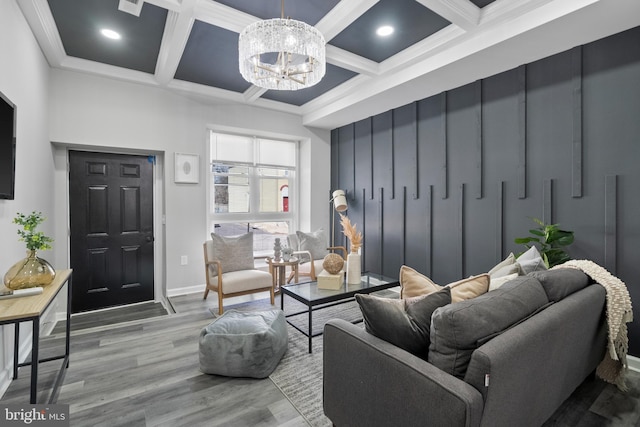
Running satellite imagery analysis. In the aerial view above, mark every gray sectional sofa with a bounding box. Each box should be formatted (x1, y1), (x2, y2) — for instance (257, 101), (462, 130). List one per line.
(323, 269), (608, 427)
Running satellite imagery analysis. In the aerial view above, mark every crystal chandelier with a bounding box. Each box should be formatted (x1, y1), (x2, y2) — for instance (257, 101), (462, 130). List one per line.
(238, 0), (326, 91)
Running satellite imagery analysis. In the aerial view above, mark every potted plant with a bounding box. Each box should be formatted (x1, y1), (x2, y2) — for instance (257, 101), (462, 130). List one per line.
(4, 211), (56, 289)
(514, 217), (574, 268)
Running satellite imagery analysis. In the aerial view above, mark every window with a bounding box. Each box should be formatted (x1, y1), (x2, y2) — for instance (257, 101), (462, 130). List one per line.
(208, 132), (297, 255)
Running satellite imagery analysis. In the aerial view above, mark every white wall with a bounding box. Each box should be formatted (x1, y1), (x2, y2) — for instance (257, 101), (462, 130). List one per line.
(0, 0), (56, 397)
(48, 69), (331, 296)
(0, 0), (330, 397)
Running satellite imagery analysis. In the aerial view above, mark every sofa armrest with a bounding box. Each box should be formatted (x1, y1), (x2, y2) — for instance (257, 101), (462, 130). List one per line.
(323, 319), (483, 427)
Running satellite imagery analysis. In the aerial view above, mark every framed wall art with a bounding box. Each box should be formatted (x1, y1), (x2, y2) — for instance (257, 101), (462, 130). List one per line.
(175, 153), (199, 184)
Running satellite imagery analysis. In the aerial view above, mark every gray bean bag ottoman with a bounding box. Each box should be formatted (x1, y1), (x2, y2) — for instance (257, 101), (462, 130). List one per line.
(199, 309), (288, 378)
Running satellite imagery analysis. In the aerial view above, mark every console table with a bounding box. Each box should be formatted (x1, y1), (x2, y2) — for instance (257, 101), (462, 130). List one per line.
(0, 269), (72, 403)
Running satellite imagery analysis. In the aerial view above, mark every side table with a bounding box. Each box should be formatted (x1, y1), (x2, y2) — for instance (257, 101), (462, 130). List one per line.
(268, 257), (299, 293)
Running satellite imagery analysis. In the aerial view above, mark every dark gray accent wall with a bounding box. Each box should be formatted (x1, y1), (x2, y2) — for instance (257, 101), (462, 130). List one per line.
(331, 26), (640, 356)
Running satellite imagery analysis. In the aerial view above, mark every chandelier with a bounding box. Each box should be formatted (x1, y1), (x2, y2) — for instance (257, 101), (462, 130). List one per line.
(238, 0), (326, 91)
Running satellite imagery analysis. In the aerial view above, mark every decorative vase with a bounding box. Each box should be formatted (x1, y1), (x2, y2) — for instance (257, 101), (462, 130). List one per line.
(346, 251), (361, 285)
(273, 238), (282, 262)
(4, 250), (56, 290)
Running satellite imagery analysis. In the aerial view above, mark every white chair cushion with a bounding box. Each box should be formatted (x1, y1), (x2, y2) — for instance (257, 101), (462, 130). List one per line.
(298, 259), (324, 276)
(212, 270), (272, 294)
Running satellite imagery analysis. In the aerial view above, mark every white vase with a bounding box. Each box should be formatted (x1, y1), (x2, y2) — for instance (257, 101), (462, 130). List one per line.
(346, 252), (361, 285)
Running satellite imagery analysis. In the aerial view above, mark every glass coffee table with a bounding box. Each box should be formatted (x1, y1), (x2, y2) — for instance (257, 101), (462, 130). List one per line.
(280, 273), (399, 353)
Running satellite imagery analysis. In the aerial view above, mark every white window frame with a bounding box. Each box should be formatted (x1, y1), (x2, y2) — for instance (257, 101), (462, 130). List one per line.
(206, 131), (299, 247)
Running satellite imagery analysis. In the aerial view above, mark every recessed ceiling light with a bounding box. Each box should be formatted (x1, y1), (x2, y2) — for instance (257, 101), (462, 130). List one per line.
(100, 29), (121, 40)
(376, 26), (394, 37)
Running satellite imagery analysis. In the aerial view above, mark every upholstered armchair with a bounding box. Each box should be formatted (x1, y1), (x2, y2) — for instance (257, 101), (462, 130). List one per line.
(287, 229), (347, 282)
(203, 232), (274, 315)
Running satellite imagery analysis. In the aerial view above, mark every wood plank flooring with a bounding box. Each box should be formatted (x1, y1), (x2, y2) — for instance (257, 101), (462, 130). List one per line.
(1, 297), (306, 426)
(2, 292), (640, 426)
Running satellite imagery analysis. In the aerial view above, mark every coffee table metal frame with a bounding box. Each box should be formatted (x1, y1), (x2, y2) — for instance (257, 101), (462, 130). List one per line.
(280, 273), (398, 353)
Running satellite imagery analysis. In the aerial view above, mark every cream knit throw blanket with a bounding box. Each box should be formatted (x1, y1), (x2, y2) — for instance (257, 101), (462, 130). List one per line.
(552, 260), (633, 390)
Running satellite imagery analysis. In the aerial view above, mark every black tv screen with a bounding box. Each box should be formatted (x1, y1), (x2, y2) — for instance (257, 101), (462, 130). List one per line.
(0, 90), (16, 200)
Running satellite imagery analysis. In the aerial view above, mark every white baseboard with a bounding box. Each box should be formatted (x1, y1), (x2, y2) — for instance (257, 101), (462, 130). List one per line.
(627, 355), (640, 372)
(167, 284), (204, 298)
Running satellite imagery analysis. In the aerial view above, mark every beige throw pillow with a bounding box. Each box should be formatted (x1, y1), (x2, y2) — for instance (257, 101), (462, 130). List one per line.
(400, 266), (489, 302)
(399, 265), (441, 298)
(446, 274), (490, 302)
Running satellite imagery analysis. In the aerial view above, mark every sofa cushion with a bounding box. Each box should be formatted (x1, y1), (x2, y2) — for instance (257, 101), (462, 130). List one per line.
(399, 265), (440, 298)
(528, 268), (591, 301)
(517, 246), (547, 274)
(429, 276), (549, 379)
(355, 287), (451, 360)
(208, 232), (255, 275)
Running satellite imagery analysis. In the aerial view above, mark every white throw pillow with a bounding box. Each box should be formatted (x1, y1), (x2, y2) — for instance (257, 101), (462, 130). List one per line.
(296, 229), (328, 261)
(517, 246), (548, 274)
(489, 273), (519, 291)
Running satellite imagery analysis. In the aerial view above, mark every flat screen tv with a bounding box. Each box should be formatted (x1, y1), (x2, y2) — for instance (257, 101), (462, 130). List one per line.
(0, 90), (16, 200)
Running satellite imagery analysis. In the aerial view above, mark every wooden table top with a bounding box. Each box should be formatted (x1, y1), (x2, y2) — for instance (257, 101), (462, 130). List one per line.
(267, 257), (299, 266)
(0, 269), (72, 322)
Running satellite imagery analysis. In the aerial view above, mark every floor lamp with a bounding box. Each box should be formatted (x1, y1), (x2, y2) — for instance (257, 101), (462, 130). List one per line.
(330, 190), (348, 247)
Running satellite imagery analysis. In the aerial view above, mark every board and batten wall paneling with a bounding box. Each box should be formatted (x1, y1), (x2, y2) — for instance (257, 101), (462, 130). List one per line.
(362, 190), (379, 274)
(330, 25), (640, 356)
(337, 124), (355, 202)
(393, 103), (418, 201)
(517, 65), (527, 199)
(354, 118), (373, 201)
(474, 81), (483, 199)
(372, 112), (394, 200)
(604, 175), (617, 274)
(440, 93), (448, 199)
(571, 46), (583, 198)
(497, 181), (505, 260)
(404, 185), (432, 276)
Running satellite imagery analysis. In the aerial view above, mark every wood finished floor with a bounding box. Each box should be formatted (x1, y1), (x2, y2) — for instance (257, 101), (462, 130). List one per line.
(1, 295), (306, 427)
(2, 291), (640, 426)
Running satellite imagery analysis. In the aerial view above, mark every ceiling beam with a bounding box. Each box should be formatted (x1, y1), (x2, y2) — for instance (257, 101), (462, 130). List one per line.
(415, 0), (481, 31)
(326, 45), (379, 76)
(315, 0), (379, 42)
(243, 85), (268, 103)
(155, 3), (195, 85)
(194, 0), (256, 34)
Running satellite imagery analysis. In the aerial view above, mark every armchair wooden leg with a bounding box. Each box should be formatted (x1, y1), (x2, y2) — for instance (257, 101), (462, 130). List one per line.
(287, 270), (295, 283)
(269, 287), (275, 306)
(203, 288), (209, 300)
(217, 290), (224, 315)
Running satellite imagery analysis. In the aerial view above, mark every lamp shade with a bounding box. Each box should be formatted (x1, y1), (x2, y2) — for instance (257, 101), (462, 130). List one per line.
(332, 190), (348, 212)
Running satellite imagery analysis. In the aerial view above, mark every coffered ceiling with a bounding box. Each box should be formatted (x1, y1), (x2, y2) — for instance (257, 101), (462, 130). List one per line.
(17, 0), (640, 129)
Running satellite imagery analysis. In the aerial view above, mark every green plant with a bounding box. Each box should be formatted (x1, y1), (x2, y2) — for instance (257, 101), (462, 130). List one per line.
(13, 211), (54, 251)
(514, 217), (574, 268)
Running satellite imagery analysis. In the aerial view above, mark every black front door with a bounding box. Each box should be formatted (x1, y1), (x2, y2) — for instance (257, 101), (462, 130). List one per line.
(69, 151), (154, 313)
